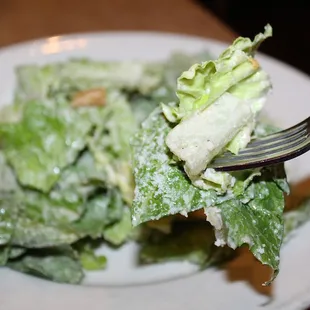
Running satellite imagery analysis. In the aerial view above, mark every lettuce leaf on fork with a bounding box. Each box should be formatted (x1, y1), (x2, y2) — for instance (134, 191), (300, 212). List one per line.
(131, 25), (290, 285)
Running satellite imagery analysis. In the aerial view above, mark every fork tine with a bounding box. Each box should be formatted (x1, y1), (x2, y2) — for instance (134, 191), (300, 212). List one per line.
(245, 118), (308, 148)
(215, 134), (307, 165)
(237, 130), (308, 157)
(212, 137), (310, 171)
(209, 117), (310, 171)
(240, 126), (307, 154)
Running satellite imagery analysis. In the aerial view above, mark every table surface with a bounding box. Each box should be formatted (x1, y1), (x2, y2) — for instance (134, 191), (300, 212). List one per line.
(0, 0), (235, 47)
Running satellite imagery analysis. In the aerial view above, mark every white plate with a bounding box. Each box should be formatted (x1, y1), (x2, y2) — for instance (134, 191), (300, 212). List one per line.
(1, 32), (310, 310)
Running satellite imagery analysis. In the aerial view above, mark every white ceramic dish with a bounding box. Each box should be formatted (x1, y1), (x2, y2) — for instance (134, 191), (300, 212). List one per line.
(1, 32), (310, 310)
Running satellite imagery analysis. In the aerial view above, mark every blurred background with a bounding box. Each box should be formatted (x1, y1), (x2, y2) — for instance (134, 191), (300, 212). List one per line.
(1, 0), (309, 74)
(199, 0), (310, 74)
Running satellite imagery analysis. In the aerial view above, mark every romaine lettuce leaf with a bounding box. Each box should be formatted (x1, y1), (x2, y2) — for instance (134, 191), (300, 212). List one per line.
(163, 25), (272, 178)
(131, 108), (216, 226)
(166, 93), (254, 178)
(0, 151), (18, 193)
(8, 246), (84, 284)
(206, 174), (286, 285)
(163, 25), (272, 122)
(103, 207), (132, 246)
(88, 91), (137, 204)
(73, 189), (124, 238)
(78, 244), (107, 271)
(0, 193), (19, 246)
(15, 59), (162, 104)
(13, 217), (79, 248)
(131, 107), (288, 284)
(0, 100), (93, 192)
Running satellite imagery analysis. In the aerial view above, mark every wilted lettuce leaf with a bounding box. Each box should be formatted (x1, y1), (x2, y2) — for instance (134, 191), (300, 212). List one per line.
(0, 193), (19, 246)
(131, 108), (216, 226)
(132, 107), (288, 284)
(0, 151), (18, 193)
(140, 221), (233, 266)
(15, 59), (162, 104)
(79, 251), (107, 271)
(13, 217), (79, 248)
(103, 207), (132, 246)
(73, 189), (124, 238)
(8, 246), (84, 284)
(88, 91), (137, 204)
(208, 175), (285, 285)
(163, 25), (272, 122)
(77, 242), (107, 271)
(0, 100), (93, 192)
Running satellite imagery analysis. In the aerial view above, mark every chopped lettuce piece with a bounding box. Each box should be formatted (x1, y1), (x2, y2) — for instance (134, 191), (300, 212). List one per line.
(0, 193), (19, 245)
(132, 106), (288, 284)
(12, 219), (79, 248)
(193, 168), (236, 193)
(0, 151), (18, 193)
(0, 100), (93, 192)
(8, 246), (84, 284)
(103, 208), (132, 246)
(131, 108), (216, 226)
(163, 26), (272, 181)
(163, 25), (272, 122)
(88, 91), (137, 204)
(166, 93), (254, 178)
(226, 120), (256, 154)
(73, 189), (124, 238)
(206, 172), (286, 285)
(79, 247), (107, 271)
(15, 59), (162, 104)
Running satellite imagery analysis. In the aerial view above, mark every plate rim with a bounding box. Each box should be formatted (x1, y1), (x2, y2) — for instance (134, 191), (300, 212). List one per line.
(0, 30), (309, 81)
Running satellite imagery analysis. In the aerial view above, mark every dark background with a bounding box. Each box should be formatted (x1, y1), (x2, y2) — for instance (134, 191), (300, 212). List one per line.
(198, 0), (310, 75)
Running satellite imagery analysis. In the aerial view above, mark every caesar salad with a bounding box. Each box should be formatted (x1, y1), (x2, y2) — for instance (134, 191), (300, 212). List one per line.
(0, 24), (309, 285)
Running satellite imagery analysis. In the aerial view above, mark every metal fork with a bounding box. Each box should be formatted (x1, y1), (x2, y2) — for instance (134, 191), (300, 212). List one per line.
(209, 117), (310, 171)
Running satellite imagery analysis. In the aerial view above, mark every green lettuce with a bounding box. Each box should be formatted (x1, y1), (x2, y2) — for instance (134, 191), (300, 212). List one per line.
(88, 91), (137, 204)
(131, 108), (216, 226)
(0, 100), (93, 192)
(164, 25), (272, 181)
(15, 59), (162, 104)
(103, 208), (132, 246)
(131, 107), (288, 284)
(73, 189), (124, 238)
(78, 243), (107, 271)
(163, 25), (272, 122)
(8, 246), (84, 284)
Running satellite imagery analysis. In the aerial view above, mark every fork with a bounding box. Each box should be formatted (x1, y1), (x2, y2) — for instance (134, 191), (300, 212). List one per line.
(209, 117), (310, 171)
